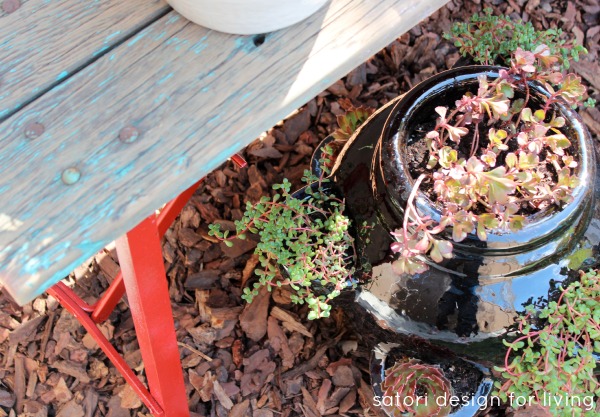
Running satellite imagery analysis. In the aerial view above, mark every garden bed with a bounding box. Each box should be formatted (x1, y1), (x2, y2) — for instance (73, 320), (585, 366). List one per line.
(0, 0), (598, 416)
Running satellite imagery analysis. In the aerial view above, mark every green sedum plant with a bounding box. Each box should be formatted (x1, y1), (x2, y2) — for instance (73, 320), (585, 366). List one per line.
(390, 45), (591, 275)
(208, 148), (356, 320)
(494, 269), (600, 416)
(379, 359), (452, 417)
(444, 8), (588, 71)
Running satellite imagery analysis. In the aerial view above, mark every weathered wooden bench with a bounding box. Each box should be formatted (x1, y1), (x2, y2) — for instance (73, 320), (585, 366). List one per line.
(0, 0), (448, 415)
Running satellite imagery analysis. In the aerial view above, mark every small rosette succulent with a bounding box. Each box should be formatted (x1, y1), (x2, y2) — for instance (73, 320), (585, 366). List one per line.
(332, 106), (375, 142)
(380, 359), (452, 417)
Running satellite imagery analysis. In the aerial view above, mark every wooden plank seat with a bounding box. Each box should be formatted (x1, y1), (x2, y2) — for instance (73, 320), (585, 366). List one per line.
(0, 0), (449, 415)
(0, 0), (448, 303)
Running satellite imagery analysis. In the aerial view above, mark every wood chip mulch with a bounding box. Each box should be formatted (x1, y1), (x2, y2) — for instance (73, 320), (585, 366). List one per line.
(1, 1), (598, 417)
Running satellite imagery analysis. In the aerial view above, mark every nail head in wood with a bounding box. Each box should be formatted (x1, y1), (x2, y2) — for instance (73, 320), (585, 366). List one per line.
(119, 126), (140, 143)
(2, 0), (20, 13)
(61, 167), (81, 185)
(24, 122), (45, 140)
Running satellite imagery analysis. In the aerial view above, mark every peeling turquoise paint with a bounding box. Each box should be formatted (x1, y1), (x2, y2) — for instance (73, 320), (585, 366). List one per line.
(20, 241), (70, 276)
(215, 142), (242, 163)
(207, 115), (220, 125)
(30, 249), (98, 297)
(239, 91), (253, 101)
(14, 142), (27, 154)
(87, 149), (109, 167)
(201, 87), (209, 93)
(56, 71), (69, 81)
(192, 36), (208, 54)
(63, 116), (75, 126)
(154, 93), (171, 104)
(19, 212), (33, 221)
(167, 14), (180, 24)
(165, 37), (190, 52)
(128, 33), (145, 46)
(93, 45), (109, 57)
(106, 30), (122, 41)
(167, 153), (188, 167)
(98, 77), (113, 88)
(234, 37), (254, 54)
(80, 195), (116, 231)
(115, 162), (135, 180)
(157, 73), (174, 85)
(76, 239), (102, 255)
(109, 54), (116, 61)
(53, 75), (77, 92)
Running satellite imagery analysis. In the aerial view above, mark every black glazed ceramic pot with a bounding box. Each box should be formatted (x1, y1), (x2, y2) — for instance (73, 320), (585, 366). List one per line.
(378, 65), (595, 278)
(320, 65), (600, 349)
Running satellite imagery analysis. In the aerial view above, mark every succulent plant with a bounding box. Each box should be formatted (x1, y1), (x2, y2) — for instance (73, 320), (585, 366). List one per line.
(391, 43), (592, 275)
(444, 8), (588, 70)
(332, 106), (375, 142)
(208, 149), (356, 320)
(380, 359), (452, 417)
(495, 269), (600, 416)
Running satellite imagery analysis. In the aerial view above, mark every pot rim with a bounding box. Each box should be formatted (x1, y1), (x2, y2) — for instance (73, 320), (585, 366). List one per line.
(380, 65), (595, 252)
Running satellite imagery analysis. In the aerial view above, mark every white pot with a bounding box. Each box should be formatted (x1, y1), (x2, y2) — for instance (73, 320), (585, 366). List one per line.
(167, 0), (330, 35)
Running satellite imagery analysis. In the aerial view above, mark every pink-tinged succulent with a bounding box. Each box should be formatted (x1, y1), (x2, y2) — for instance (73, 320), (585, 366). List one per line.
(379, 359), (452, 417)
(390, 42), (592, 275)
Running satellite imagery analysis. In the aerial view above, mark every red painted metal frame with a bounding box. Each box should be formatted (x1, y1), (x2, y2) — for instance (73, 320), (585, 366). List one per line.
(45, 180), (202, 417)
(47, 282), (165, 416)
(115, 215), (189, 417)
(48, 179), (203, 326)
(44, 152), (248, 417)
(89, 178), (204, 324)
(84, 153), (248, 324)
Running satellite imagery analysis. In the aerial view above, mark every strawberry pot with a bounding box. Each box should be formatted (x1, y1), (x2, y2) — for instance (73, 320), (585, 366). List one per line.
(308, 65), (600, 415)
(318, 65), (600, 343)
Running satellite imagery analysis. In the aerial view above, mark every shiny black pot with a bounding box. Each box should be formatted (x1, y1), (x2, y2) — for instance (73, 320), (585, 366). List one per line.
(320, 65), (600, 347)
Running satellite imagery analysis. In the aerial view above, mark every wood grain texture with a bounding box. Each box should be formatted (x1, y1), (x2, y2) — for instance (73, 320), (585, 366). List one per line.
(0, 0), (169, 120)
(0, 0), (449, 303)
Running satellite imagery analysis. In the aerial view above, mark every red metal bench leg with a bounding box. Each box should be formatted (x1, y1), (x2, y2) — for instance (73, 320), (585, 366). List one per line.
(116, 216), (189, 417)
(47, 283), (165, 417)
(46, 156), (247, 416)
(89, 179), (203, 324)
(89, 272), (125, 323)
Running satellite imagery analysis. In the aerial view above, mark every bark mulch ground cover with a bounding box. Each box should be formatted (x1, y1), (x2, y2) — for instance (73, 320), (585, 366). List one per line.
(1, 1), (598, 416)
